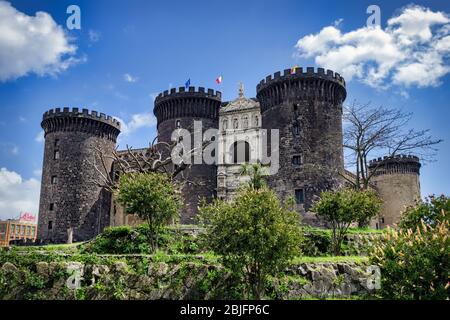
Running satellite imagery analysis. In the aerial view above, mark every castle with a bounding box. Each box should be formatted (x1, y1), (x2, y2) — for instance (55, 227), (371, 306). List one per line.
(37, 67), (421, 243)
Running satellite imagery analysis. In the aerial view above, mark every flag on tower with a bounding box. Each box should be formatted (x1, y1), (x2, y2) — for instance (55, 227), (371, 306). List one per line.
(216, 75), (222, 84)
(185, 78), (191, 89)
(291, 65), (299, 74)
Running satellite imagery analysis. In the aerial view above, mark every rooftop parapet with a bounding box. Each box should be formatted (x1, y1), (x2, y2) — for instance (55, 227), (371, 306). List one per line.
(368, 154), (420, 167)
(368, 154), (421, 176)
(42, 107), (121, 130)
(256, 67), (346, 93)
(155, 86), (222, 104)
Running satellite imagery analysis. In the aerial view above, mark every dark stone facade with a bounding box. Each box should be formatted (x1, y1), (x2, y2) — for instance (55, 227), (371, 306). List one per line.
(154, 87), (221, 223)
(256, 67), (347, 225)
(37, 108), (120, 243)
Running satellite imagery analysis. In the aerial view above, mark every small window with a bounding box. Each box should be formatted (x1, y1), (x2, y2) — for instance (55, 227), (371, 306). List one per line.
(175, 120), (181, 128)
(293, 103), (299, 111)
(380, 217), (385, 224)
(49, 203), (54, 211)
(48, 221), (53, 230)
(54, 139), (60, 147)
(292, 155), (302, 165)
(293, 124), (300, 136)
(54, 150), (60, 160)
(295, 189), (305, 204)
(51, 176), (58, 184)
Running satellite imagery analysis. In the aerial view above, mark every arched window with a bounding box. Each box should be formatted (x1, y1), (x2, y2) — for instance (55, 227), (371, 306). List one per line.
(231, 141), (250, 164)
(233, 118), (239, 129)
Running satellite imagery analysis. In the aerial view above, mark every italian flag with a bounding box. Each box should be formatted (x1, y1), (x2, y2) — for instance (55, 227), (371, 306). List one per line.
(216, 75), (222, 84)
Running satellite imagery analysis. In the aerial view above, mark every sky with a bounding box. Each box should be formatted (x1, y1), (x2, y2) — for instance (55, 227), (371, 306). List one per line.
(0, 0), (449, 220)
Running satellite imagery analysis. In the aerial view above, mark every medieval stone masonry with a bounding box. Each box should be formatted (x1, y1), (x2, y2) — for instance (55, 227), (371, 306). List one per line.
(37, 68), (421, 243)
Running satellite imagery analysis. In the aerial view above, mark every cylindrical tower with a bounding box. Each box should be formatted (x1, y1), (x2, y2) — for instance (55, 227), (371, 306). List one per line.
(38, 107), (121, 243)
(256, 67), (346, 225)
(368, 155), (421, 228)
(154, 86), (221, 223)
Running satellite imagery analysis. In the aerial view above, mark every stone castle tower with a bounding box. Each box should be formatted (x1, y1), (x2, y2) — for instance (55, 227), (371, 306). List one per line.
(368, 155), (421, 228)
(37, 108), (120, 243)
(256, 67), (346, 225)
(153, 87), (221, 223)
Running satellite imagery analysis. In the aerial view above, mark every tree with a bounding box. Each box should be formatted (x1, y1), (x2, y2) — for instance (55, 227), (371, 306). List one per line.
(116, 172), (182, 251)
(199, 187), (302, 299)
(239, 163), (268, 190)
(342, 101), (442, 190)
(399, 194), (450, 230)
(311, 189), (381, 255)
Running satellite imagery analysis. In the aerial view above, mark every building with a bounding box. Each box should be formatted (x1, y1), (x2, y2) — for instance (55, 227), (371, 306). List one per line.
(37, 66), (422, 243)
(217, 83), (262, 200)
(0, 217), (37, 247)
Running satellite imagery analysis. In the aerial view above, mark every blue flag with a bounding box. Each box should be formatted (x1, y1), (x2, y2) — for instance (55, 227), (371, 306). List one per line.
(185, 78), (191, 89)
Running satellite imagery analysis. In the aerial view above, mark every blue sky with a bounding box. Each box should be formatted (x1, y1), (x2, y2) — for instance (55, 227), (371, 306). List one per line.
(0, 0), (449, 219)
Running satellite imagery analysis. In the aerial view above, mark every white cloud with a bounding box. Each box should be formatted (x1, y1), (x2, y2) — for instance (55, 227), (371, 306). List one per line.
(114, 113), (156, 136)
(0, 1), (80, 81)
(124, 73), (138, 83)
(35, 131), (45, 143)
(294, 5), (450, 89)
(0, 168), (40, 220)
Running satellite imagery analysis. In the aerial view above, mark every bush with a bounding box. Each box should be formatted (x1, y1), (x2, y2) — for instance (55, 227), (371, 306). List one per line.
(370, 214), (450, 300)
(199, 186), (302, 299)
(399, 194), (450, 230)
(81, 225), (206, 255)
(312, 189), (381, 255)
(117, 172), (182, 251)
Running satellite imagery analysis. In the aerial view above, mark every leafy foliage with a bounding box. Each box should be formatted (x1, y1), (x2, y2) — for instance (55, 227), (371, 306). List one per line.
(199, 186), (302, 299)
(399, 195), (450, 230)
(370, 214), (450, 300)
(82, 224), (205, 255)
(117, 172), (182, 251)
(312, 189), (381, 255)
(239, 163), (268, 190)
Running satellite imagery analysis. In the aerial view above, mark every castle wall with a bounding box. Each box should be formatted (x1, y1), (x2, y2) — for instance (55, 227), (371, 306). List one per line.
(256, 68), (346, 225)
(38, 108), (120, 243)
(154, 87), (221, 224)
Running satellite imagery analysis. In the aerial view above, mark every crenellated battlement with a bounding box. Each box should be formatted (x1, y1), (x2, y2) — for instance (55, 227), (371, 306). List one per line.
(154, 86), (222, 126)
(369, 154), (421, 176)
(155, 86), (221, 103)
(256, 67), (347, 110)
(41, 108), (121, 142)
(256, 67), (346, 91)
(43, 107), (121, 129)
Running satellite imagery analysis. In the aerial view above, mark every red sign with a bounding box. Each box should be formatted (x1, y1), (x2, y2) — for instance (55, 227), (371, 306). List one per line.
(19, 212), (36, 222)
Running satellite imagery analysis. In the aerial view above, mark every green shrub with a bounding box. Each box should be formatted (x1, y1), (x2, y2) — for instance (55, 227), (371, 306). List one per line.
(370, 215), (450, 300)
(312, 189), (381, 255)
(199, 186), (302, 299)
(117, 172), (182, 251)
(399, 194), (450, 230)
